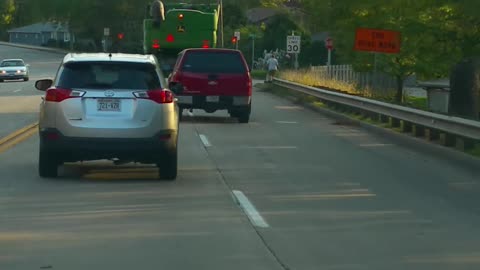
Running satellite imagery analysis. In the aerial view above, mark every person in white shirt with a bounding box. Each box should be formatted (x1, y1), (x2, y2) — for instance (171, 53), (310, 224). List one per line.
(265, 55), (279, 83)
(150, 0), (165, 28)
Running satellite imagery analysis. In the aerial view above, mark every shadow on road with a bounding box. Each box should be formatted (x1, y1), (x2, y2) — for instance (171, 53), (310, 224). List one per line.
(181, 115), (239, 124)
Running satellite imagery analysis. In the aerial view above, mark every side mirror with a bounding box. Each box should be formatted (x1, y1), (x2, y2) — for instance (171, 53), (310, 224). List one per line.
(26, 64), (30, 67)
(35, 79), (53, 91)
(169, 82), (184, 94)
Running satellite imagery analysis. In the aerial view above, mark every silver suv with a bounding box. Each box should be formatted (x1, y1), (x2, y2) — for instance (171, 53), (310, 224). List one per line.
(35, 53), (181, 180)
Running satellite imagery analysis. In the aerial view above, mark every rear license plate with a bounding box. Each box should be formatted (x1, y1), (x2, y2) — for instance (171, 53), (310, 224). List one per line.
(206, 96), (219, 103)
(97, 99), (121, 111)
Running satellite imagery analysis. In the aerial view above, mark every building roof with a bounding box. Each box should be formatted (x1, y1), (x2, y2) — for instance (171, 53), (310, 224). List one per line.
(8, 22), (69, 34)
(246, 8), (279, 24)
(63, 53), (157, 65)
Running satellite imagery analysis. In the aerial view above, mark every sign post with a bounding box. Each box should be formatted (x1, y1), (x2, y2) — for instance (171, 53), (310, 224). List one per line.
(287, 32), (301, 69)
(103, 27), (110, 52)
(249, 34), (256, 71)
(325, 37), (333, 66)
(234, 31), (241, 50)
(354, 28), (401, 90)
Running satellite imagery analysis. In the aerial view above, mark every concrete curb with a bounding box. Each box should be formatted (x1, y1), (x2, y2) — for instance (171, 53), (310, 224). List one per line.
(0, 41), (70, 55)
(263, 86), (480, 173)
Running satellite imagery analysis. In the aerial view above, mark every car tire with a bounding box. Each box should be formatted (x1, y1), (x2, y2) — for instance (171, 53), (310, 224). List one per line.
(158, 146), (177, 181)
(238, 114), (250, 123)
(229, 111), (239, 118)
(24, 77), (29, 82)
(39, 149), (59, 178)
(237, 104), (251, 124)
(0, 79), (3, 83)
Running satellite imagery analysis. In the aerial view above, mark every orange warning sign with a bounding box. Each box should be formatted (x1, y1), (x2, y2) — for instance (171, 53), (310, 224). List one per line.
(354, 28), (401, 54)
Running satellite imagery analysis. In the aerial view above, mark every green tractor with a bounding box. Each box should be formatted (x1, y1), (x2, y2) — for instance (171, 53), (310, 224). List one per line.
(143, 2), (220, 73)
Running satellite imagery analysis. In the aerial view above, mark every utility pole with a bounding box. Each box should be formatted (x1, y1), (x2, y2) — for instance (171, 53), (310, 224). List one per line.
(219, 0), (224, 48)
(250, 34), (256, 71)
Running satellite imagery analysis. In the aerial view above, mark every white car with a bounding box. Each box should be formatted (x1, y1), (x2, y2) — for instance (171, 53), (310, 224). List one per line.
(35, 53), (181, 180)
(0, 59), (29, 82)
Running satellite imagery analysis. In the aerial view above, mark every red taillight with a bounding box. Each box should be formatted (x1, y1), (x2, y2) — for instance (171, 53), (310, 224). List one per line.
(152, 39), (160, 49)
(202, 40), (210, 48)
(134, 89), (173, 104)
(45, 88), (84, 102)
(166, 34), (175, 43)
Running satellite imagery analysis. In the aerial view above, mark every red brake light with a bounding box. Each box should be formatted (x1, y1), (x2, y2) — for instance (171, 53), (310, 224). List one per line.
(152, 39), (160, 49)
(45, 88), (84, 102)
(134, 89), (173, 104)
(202, 40), (210, 48)
(166, 34), (175, 43)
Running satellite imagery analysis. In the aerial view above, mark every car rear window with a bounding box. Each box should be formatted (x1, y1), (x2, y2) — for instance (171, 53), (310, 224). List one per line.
(57, 62), (162, 90)
(1, 60), (24, 67)
(181, 51), (247, 74)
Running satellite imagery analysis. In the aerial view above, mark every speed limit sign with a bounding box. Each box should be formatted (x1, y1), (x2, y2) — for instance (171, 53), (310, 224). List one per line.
(287, 35), (301, 53)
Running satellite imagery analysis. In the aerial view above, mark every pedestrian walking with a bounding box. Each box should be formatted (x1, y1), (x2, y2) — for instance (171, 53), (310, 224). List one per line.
(265, 55), (279, 83)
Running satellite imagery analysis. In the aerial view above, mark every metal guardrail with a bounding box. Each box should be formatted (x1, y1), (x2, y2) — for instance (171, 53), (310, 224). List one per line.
(273, 78), (480, 140)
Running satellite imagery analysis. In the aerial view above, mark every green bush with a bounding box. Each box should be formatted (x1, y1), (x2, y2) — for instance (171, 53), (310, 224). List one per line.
(251, 69), (267, 80)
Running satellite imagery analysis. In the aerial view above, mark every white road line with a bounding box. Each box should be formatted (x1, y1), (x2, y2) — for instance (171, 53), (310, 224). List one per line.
(245, 146), (297, 149)
(276, 121), (298, 124)
(359, 143), (393, 147)
(199, 134), (212, 147)
(232, 190), (269, 228)
(187, 110), (194, 117)
(13, 89), (22, 93)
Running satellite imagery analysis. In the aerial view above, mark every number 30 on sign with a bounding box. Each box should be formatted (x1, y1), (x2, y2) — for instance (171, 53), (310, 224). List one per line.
(287, 35), (301, 53)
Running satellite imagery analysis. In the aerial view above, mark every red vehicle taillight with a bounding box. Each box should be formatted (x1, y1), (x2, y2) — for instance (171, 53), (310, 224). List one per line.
(152, 39), (160, 49)
(45, 88), (85, 102)
(133, 89), (174, 104)
(202, 40), (210, 48)
(166, 34), (175, 43)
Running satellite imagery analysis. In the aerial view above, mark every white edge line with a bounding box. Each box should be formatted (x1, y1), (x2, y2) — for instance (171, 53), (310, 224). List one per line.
(187, 110), (194, 117)
(13, 89), (22, 93)
(245, 146), (297, 149)
(232, 190), (269, 228)
(199, 134), (212, 147)
(359, 143), (394, 147)
(275, 121), (298, 124)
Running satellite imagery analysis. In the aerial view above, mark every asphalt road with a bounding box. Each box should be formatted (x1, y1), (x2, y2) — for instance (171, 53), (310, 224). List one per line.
(2, 45), (480, 270)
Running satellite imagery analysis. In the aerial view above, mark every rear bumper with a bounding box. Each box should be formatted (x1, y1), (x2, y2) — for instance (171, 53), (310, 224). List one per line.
(0, 74), (27, 80)
(40, 128), (177, 163)
(176, 95), (251, 110)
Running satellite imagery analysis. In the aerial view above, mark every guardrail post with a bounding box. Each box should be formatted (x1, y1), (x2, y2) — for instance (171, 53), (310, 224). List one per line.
(413, 125), (425, 137)
(442, 134), (456, 147)
(379, 114), (389, 123)
(391, 118), (401, 128)
(402, 121), (413, 133)
(456, 138), (475, 151)
(427, 129), (440, 141)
